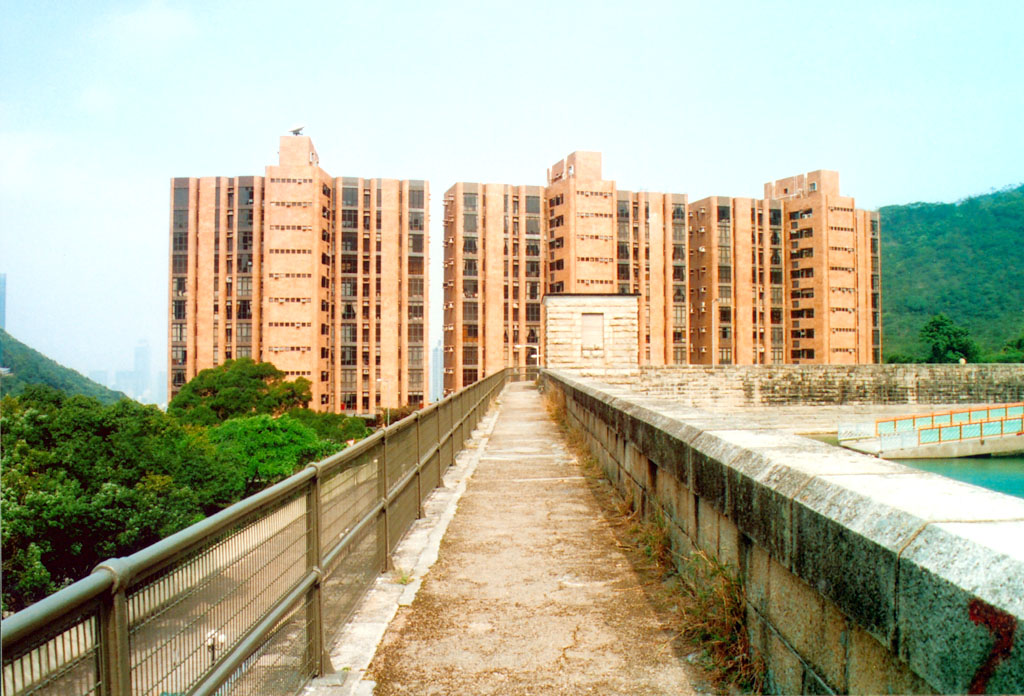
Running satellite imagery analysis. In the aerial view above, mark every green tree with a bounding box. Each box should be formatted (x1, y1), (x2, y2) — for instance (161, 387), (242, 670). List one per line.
(989, 332), (1024, 363)
(919, 313), (981, 363)
(285, 407), (371, 444)
(0, 392), (234, 611)
(168, 358), (312, 426)
(207, 415), (335, 494)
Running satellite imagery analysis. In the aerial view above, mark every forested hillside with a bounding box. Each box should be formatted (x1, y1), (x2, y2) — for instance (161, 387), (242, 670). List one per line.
(880, 184), (1024, 358)
(0, 328), (126, 403)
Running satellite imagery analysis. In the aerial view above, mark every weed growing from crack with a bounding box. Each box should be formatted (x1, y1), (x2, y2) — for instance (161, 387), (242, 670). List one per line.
(393, 568), (413, 586)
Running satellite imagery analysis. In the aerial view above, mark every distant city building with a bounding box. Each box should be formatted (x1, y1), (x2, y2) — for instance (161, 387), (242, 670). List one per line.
(443, 154), (880, 393)
(133, 341), (151, 400)
(430, 339), (443, 403)
(169, 135), (429, 414)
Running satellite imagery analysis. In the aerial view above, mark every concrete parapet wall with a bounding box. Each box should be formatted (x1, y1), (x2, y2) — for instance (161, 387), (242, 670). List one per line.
(619, 364), (1024, 409)
(540, 370), (1024, 694)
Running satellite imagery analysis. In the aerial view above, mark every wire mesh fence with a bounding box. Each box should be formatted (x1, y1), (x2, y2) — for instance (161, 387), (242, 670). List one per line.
(1, 368), (511, 696)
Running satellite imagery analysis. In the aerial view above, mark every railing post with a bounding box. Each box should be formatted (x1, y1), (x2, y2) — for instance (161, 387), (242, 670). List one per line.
(305, 474), (325, 676)
(438, 396), (445, 471)
(378, 430), (391, 572)
(97, 586), (130, 696)
(415, 414), (424, 518)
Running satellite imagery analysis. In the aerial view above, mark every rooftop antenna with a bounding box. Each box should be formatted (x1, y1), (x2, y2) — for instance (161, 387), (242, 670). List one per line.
(288, 124), (306, 136)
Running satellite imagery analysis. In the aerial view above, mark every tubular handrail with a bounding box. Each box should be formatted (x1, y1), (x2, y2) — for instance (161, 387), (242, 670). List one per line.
(1, 367), (524, 696)
(0, 571), (114, 649)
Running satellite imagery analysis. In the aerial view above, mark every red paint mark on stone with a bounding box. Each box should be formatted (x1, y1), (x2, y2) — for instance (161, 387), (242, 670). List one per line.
(968, 598), (1016, 694)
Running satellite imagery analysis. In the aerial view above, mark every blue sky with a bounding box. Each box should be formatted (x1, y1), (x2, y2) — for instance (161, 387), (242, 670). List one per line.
(1, 0), (1021, 400)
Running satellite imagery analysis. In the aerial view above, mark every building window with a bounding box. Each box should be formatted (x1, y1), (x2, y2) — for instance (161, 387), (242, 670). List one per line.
(409, 188), (425, 209)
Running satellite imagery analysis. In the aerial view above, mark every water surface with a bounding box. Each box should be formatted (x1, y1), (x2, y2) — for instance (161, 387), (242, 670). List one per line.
(891, 455), (1024, 500)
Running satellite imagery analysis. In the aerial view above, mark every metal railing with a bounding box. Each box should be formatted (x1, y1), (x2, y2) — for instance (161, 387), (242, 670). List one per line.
(875, 403), (1024, 436)
(918, 415), (1024, 446)
(2, 368), (521, 696)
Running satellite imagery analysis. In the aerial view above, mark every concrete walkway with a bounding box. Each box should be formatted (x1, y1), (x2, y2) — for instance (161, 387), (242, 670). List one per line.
(363, 382), (699, 695)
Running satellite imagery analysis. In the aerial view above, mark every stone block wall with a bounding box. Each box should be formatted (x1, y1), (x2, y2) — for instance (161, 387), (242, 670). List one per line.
(617, 364), (1024, 409)
(541, 370), (1024, 694)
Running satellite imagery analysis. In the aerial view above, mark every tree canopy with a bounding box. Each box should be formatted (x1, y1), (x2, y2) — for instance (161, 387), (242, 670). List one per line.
(1, 358), (373, 613)
(919, 314), (981, 363)
(208, 415), (334, 494)
(167, 358), (312, 425)
(1, 387), (241, 610)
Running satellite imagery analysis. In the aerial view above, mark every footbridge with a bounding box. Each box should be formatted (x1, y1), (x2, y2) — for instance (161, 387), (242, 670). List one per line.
(3, 367), (1023, 695)
(839, 403), (1024, 458)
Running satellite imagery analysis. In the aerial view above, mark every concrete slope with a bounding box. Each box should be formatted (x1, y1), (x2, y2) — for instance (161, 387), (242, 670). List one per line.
(366, 382), (700, 695)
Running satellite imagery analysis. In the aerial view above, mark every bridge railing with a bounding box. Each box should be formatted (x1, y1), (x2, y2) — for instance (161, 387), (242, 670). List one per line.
(918, 414), (1024, 445)
(875, 402), (1024, 436)
(1, 369), (512, 696)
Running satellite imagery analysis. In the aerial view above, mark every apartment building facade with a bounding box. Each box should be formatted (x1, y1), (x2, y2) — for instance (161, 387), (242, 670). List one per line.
(687, 172), (880, 366)
(168, 135), (428, 414)
(442, 153), (879, 393)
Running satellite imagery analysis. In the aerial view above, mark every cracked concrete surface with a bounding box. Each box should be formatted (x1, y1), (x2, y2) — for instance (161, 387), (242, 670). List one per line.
(363, 382), (701, 695)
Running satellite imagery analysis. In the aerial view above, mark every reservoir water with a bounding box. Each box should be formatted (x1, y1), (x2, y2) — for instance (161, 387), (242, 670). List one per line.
(891, 455), (1024, 500)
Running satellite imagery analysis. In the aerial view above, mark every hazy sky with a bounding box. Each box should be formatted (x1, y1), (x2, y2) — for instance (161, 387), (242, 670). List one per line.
(1, 0), (1021, 397)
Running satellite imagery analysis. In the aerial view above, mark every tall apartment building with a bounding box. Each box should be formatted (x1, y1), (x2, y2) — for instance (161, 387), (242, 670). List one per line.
(443, 153), (688, 393)
(443, 154), (879, 393)
(168, 134), (428, 414)
(687, 172), (880, 365)
(442, 182), (546, 394)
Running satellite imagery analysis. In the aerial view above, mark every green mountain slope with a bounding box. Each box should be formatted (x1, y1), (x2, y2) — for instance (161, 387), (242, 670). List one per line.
(880, 184), (1024, 358)
(0, 328), (127, 404)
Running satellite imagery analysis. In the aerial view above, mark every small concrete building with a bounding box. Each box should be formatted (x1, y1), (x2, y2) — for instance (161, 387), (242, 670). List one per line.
(542, 294), (639, 379)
